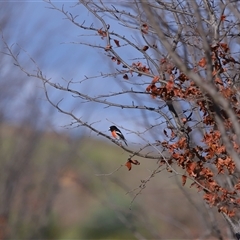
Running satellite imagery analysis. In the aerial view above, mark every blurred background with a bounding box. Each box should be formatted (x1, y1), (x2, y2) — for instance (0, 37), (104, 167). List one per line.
(0, 2), (227, 239)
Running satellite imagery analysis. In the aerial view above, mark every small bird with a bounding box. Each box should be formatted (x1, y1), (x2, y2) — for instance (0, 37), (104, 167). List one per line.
(109, 125), (128, 146)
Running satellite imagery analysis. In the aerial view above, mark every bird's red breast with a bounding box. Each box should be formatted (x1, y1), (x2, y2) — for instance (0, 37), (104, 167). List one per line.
(111, 130), (118, 139)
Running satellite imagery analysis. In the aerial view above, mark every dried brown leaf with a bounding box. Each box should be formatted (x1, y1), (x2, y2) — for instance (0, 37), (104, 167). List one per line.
(142, 46), (149, 51)
(182, 175), (187, 186)
(114, 39), (120, 47)
(198, 57), (206, 68)
(125, 161), (132, 171)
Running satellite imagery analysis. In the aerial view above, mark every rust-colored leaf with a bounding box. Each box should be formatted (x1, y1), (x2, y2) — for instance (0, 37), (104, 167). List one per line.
(172, 152), (180, 159)
(125, 159), (140, 171)
(150, 84), (157, 92)
(207, 179), (219, 191)
(166, 80), (174, 92)
(203, 192), (219, 206)
(178, 137), (187, 149)
(234, 181), (240, 191)
(114, 39), (120, 47)
(219, 206), (228, 214)
(142, 66), (150, 74)
(123, 74), (129, 80)
(221, 88), (233, 98)
(125, 161), (132, 171)
(198, 57), (206, 68)
(146, 85), (151, 92)
(178, 73), (189, 82)
(220, 15), (226, 21)
(186, 162), (197, 177)
(182, 175), (187, 186)
(142, 45), (149, 51)
(141, 23), (149, 34)
(228, 210), (236, 217)
(220, 43), (229, 52)
(200, 167), (213, 178)
(98, 28), (107, 38)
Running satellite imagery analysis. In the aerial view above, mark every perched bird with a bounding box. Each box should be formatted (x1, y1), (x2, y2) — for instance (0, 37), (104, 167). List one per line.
(109, 125), (128, 146)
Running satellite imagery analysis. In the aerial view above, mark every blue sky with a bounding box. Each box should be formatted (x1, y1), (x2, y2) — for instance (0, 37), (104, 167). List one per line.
(4, 1), (239, 147)
(2, 1), (166, 146)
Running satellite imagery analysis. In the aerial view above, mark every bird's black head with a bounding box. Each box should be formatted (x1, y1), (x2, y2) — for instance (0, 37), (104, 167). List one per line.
(109, 125), (117, 131)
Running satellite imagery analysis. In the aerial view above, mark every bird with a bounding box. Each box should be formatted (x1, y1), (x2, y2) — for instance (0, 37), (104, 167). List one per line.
(109, 125), (128, 146)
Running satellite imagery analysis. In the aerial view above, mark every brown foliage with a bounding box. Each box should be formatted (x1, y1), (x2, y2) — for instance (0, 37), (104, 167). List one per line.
(5, 1), (240, 237)
(125, 159), (140, 171)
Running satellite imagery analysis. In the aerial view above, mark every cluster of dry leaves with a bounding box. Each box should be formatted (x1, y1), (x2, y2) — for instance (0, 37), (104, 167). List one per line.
(150, 43), (240, 217)
(99, 26), (240, 216)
